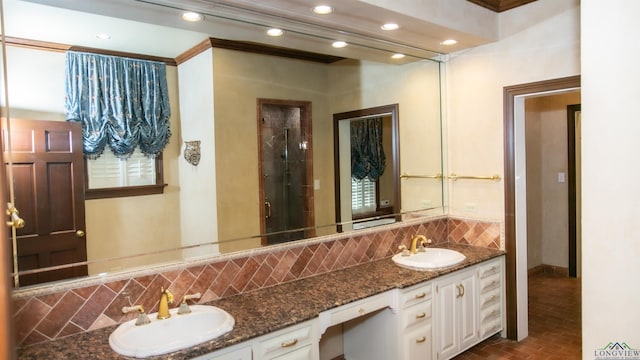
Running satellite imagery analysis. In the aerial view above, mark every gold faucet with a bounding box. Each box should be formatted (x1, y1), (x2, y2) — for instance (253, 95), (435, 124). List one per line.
(409, 235), (431, 254)
(157, 287), (174, 320)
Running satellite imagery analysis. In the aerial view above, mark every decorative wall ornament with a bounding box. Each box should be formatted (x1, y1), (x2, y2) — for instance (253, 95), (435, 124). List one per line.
(183, 140), (201, 166)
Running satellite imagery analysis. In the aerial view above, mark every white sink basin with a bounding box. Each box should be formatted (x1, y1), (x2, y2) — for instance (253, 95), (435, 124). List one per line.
(392, 248), (466, 270)
(109, 305), (234, 358)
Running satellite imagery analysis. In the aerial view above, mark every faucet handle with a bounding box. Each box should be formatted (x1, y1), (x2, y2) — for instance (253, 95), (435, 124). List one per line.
(122, 305), (151, 326)
(177, 292), (202, 315)
(417, 238), (433, 252)
(182, 292), (201, 303)
(398, 244), (410, 256)
(122, 305), (145, 314)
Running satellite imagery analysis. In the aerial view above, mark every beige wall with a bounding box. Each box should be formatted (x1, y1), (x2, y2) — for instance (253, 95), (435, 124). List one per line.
(212, 48), (333, 252)
(446, 0), (580, 222)
(525, 92), (580, 269)
(4, 46), (183, 274)
(582, 0), (640, 353)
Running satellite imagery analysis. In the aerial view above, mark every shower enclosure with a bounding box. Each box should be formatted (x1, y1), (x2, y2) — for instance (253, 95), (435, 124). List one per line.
(258, 99), (314, 245)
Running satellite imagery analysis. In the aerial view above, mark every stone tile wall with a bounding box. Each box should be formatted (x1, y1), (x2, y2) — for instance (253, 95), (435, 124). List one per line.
(12, 217), (500, 347)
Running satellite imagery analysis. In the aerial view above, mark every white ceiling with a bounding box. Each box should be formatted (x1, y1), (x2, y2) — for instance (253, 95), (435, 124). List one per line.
(6, 0), (500, 62)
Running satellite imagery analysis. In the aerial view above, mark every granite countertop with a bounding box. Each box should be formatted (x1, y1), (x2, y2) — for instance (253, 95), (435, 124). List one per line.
(16, 244), (504, 360)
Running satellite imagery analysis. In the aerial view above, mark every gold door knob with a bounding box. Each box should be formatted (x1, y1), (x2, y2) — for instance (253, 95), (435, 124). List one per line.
(76, 230), (85, 237)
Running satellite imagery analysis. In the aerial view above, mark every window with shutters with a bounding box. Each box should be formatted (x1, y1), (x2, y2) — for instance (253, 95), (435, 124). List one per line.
(85, 148), (165, 199)
(352, 177), (377, 216)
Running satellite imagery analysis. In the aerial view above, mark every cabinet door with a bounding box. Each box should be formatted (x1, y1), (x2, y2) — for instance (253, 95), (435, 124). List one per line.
(435, 277), (459, 360)
(435, 267), (479, 360)
(458, 272), (479, 352)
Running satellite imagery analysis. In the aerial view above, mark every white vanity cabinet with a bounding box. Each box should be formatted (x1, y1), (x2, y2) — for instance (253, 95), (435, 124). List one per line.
(194, 255), (504, 360)
(397, 282), (434, 360)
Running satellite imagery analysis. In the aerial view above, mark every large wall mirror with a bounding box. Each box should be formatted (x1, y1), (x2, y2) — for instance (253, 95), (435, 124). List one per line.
(2, 0), (445, 289)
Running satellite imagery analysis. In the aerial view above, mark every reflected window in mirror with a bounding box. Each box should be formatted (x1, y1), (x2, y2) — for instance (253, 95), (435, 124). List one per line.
(64, 51), (171, 199)
(351, 177), (377, 217)
(85, 150), (165, 199)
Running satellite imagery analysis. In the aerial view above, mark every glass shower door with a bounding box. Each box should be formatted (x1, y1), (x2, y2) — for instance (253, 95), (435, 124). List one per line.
(259, 102), (312, 244)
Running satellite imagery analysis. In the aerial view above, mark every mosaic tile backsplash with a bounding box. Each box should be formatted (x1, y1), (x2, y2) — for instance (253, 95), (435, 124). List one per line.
(12, 217), (500, 347)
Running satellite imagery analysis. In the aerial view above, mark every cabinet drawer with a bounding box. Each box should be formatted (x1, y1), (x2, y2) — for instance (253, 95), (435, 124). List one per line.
(401, 300), (432, 330)
(479, 316), (502, 339)
(399, 283), (432, 308)
(270, 344), (313, 360)
(478, 261), (501, 279)
(322, 291), (392, 327)
(401, 323), (432, 360)
(192, 344), (252, 360)
(479, 300), (501, 325)
(479, 288), (501, 311)
(256, 321), (314, 359)
(479, 272), (501, 295)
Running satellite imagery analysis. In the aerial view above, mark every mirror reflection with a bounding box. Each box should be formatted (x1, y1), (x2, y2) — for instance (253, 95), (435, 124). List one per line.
(334, 104), (400, 233)
(2, 0), (444, 288)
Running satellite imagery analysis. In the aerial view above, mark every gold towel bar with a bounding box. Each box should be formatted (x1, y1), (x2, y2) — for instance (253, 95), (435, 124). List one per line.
(400, 173), (501, 181)
(400, 173), (443, 179)
(448, 173), (501, 181)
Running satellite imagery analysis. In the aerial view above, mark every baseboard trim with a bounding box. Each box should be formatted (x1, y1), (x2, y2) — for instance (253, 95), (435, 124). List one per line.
(528, 264), (569, 277)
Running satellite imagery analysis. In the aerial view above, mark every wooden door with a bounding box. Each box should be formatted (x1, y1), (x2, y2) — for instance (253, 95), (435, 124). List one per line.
(3, 119), (87, 286)
(0, 125), (15, 360)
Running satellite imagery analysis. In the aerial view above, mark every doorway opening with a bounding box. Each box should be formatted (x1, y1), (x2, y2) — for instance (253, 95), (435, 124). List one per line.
(257, 99), (315, 245)
(503, 75), (581, 340)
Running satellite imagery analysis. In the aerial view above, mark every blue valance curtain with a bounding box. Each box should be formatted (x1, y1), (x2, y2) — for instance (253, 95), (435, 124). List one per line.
(351, 117), (386, 181)
(64, 51), (171, 159)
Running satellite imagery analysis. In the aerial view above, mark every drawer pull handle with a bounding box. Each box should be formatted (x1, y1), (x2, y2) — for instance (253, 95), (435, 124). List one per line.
(483, 310), (500, 322)
(482, 295), (499, 307)
(415, 292), (426, 299)
(416, 336), (427, 343)
(481, 266), (499, 278)
(416, 312), (427, 319)
(483, 281), (499, 291)
(281, 338), (298, 348)
(358, 308), (366, 315)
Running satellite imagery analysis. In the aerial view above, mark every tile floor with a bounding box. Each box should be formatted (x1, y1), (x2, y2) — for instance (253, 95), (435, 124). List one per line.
(455, 271), (582, 359)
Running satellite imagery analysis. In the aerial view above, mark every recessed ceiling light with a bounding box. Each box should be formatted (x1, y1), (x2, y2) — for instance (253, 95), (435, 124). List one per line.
(313, 5), (334, 15)
(381, 23), (399, 31)
(332, 41), (348, 48)
(267, 28), (285, 37)
(96, 33), (111, 40)
(441, 39), (458, 46)
(182, 11), (203, 22)
(391, 53), (405, 59)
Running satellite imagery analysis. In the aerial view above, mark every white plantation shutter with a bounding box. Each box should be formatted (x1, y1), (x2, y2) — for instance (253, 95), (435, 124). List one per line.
(352, 177), (376, 215)
(87, 148), (156, 189)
